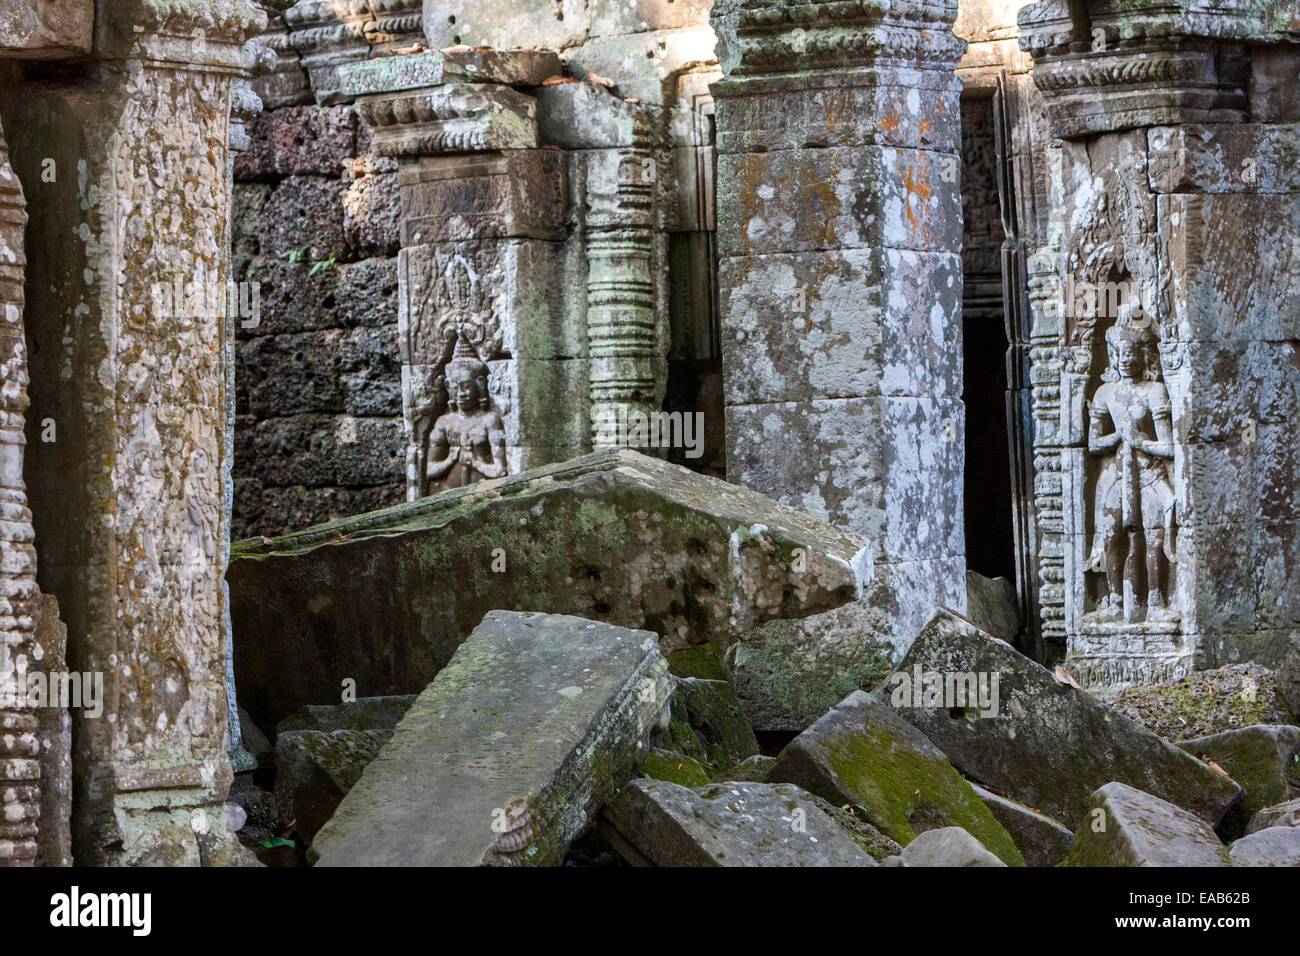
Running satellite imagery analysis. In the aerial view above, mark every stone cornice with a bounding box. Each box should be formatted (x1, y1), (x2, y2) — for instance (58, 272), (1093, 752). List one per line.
(353, 84), (539, 157)
(96, 0), (269, 69)
(714, 0), (966, 76)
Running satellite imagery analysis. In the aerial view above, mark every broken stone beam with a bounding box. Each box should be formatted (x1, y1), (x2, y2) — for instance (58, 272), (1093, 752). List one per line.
(230, 449), (871, 731)
(601, 779), (879, 867)
(308, 610), (671, 866)
(882, 610), (1244, 829)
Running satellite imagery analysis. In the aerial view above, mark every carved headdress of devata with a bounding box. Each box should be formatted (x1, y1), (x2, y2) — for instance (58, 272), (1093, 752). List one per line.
(443, 333), (492, 412)
(1102, 304), (1162, 383)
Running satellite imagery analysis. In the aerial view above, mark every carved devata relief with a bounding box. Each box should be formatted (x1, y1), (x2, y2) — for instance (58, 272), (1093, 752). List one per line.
(404, 249), (508, 498)
(1084, 305), (1178, 626)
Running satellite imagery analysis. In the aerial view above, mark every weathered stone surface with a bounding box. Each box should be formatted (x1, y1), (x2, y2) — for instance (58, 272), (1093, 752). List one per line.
(232, 481), (405, 541)
(602, 779), (879, 867)
(1177, 725), (1300, 824)
(567, 27), (719, 106)
(1228, 826), (1300, 866)
(0, 0), (93, 59)
(971, 783), (1073, 867)
(343, 170), (402, 258)
(1065, 783), (1231, 867)
(422, 0), (590, 51)
(356, 84), (539, 158)
(277, 696), (416, 735)
(33, 593), (71, 867)
(966, 571), (1020, 645)
(234, 105), (357, 180)
(274, 729), (391, 843)
(730, 600), (904, 733)
(803, 793), (904, 862)
(1100, 663), (1297, 741)
(640, 748), (711, 787)
(397, 152), (566, 244)
(767, 690), (1024, 865)
(309, 610), (671, 866)
(259, 175), (348, 263)
(714, 754), (776, 783)
(657, 677), (759, 776)
(1247, 797), (1300, 834)
(537, 82), (644, 149)
(340, 50), (564, 96)
(885, 610), (1244, 829)
(231, 450), (870, 730)
(901, 826), (1007, 867)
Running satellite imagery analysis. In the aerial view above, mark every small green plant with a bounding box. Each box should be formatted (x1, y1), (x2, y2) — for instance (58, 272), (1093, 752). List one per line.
(309, 253), (337, 277)
(279, 247), (306, 263)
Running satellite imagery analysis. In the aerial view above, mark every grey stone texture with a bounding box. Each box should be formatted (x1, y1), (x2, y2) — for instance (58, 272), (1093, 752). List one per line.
(602, 779), (879, 867)
(971, 783), (1074, 867)
(1065, 782), (1232, 867)
(901, 826), (1007, 867)
(1177, 725), (1300, 825)
(883, 610), (1244, 829)
(1229, 826), (1300, 866)
(766, 690), (1025, 865)
(309, 610), (671, 866)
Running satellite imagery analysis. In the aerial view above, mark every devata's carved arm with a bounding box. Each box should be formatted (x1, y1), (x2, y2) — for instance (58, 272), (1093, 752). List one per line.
(426, 422), (458, 479)
(475, 415), (508, 480)
(1087, 398), (1122, 455)
(1141, 395), (1175, 459)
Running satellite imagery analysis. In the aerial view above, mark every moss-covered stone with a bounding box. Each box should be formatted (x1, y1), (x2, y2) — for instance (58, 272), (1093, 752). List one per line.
(1100, 663), (1297, 742)
(767, 690), (1025, 865)
(713, 753), (776, 783)
(1177, 724), (1300, 828)
(1065, 783), (1231, 867)
(656, 677), (760, 777)
(640, 748), (711, 787)
(667, 643), (732, 682)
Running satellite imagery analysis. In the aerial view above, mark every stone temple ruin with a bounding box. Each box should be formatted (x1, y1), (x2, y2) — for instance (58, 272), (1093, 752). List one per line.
(0, 0), (1299, 869)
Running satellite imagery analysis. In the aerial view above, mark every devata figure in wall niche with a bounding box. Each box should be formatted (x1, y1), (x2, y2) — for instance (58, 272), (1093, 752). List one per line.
(1085, 307), (1178, 625)
(422, 337), (508, 493)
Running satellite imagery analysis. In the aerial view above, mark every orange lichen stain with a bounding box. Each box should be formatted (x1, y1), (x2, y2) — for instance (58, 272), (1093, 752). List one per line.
(900, 162), (932, 238)
(879, 108), (902, 140)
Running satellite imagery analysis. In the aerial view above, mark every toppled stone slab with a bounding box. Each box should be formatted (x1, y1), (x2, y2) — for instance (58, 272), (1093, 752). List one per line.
(884, 610), (1244, 829)
(310, 611), (670, 866)
(601, 779), (878, 867)
(275, 730), (391, 844)
(657, 677), (759, 776)
(231, 450), (868, 730)
(971, 784), (1074, 867)
(1229, 826), (1300, 866)
(1177, 725), (1300, 824)
(277, 696), (417, 735)
(965, 571), (1020, 645)
(901, 827), (1007, 867)
(1099, 662), (1296, 741)
(1065, 783), (1231, 867)
(766, 690), (1024, 865)
(804, 793), (903, 862)
(1247, 797), (1300, 834)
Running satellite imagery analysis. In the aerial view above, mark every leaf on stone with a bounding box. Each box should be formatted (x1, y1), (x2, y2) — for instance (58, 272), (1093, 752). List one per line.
(1207, 760), (1231, 778)
(587, 71), (616, 88)
(542, 75), (578, 85)
(1053, 666), (1080, 688)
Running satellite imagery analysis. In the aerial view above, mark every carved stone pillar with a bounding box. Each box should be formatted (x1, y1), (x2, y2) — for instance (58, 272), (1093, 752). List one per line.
(344, 51), (586, 500)
(0, 116), (38, 867)
(711, 0), (969, 644)
(1021, 0), (1300, 686)
(2, 0), (267, 864)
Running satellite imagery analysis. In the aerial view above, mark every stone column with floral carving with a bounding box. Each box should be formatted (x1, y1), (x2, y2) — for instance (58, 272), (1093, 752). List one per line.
(2, 0), (267, 864)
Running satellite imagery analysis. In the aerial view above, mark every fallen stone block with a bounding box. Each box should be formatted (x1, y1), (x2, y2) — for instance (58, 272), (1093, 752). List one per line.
(766, 690), (1024, 865)
(1247, 796), (1300, 834)
(729, 600), (900, 732)
(601, 779), (878, 866)
(309, 610), (671, 866)
(804, 794), (902, 862)
(1100, 662), (1296, 741)
(274, 730), (391, 844)
(657, 677), (759, 776)
(883, 610), (1244, 829)
(1065, 782), (1231, 867)
(971, 784), (1073, 867)
(901, 827), (1006, 867)
(965, 571), (1019, 645)
(277, 696), (417, 735)
(1229, 826), (1300, 866)
(231, 449), (869, 731)
(1178, 725), (1300, 825)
